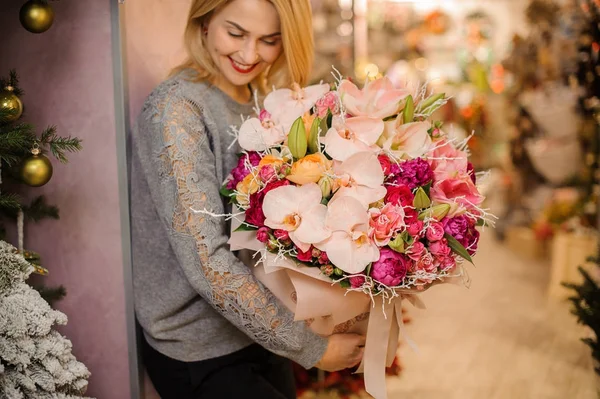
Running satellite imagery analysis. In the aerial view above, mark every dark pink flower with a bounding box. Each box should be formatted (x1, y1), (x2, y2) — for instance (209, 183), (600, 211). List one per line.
(297, 246), (314, 262)
(274, 229), (289, 241)
(245, 179), (290, 227)
(318, 252), (329, 265)
(228, 152), (261, 189)
(349, 275), (366, 288)
(385, 184), (414, 207)
(370, 248), (409, 287)
(391, 158), (433, 190)
(256, 227), (270, 243)
(378, 154), (392, 175)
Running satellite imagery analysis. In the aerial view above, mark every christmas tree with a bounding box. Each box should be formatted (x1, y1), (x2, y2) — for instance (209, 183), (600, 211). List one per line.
(0, 70), (81, 304)
(563, 257), (600, 374)
(0, 70), (91, 397)
(0, 240), (92, 398)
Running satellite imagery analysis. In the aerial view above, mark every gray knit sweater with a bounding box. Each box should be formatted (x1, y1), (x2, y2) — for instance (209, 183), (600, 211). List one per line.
(130, 70), (328, 369)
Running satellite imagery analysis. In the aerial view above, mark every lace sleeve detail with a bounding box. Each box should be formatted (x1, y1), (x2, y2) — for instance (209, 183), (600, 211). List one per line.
(139, 89), (327, 368)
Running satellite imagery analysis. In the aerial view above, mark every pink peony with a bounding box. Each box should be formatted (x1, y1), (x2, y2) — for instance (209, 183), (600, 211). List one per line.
(368, 204), (406, 246)
(349, 275), (366, 288)
(256, 227), (270, 243)
(370, 248), (409, 286)
(430, 177), (484, 217)
(406, 241), (426, 261)
(315, 91), (340, 118)
(426, 222), (445, 242)
(442, 215), (480, 256)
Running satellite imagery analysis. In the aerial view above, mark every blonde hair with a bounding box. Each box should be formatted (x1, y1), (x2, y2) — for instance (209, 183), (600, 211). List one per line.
(172, 0), (314, 92)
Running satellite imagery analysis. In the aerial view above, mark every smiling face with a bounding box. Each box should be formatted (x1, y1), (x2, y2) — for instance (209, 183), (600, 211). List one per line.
(205, 0), (283, 100)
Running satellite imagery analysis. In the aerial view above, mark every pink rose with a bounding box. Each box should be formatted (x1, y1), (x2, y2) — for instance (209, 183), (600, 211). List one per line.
(318, 252), (329, 265)
(406, 241), (426, 261)
(349, 275), (366, 288)
(368, 204), (406, 246)
(370, 248), (409, 286)
(258, 165), (277, 183)
(430, 177), (484, 217)
(426, 222), (445, 241)
(416, 252), (436, 273)
(256, 227), (270, 243)
(440, 255), (456, 271)
(274, 229), (290, 241)
(297, 246), (314, 262)
(315, 91), (340, 118)
(428, 238), (451, 258)
(427, 139), (468, 180)
(407, 221), (424, 237)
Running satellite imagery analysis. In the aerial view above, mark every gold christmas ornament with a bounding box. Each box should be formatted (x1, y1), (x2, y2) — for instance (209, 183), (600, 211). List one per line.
(19, 0), (55, 34)
(0, 87), (23, 122)
(20, 145), (53, 187)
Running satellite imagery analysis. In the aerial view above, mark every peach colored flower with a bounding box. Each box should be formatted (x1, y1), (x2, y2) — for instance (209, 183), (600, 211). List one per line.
(264, 83), (331, 130)
(330, 151), (387, 209)
(368, 203), (406, 246)
(323, 116), (383, 161)
(338, 77), (411, 119)
(263, 183), (331, 252)
(286, 153), (333, 185)
(315, 195), (380, 274)
(427, 139), (468, 181)
(380, 120), (433, 159)
(235, 172), (260, 206)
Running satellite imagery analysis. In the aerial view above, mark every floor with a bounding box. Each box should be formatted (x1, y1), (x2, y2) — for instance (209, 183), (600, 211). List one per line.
(386, 233), (597, 399)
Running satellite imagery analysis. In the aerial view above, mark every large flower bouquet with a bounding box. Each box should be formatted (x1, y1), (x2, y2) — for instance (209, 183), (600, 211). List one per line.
(217, 73), (494, 399)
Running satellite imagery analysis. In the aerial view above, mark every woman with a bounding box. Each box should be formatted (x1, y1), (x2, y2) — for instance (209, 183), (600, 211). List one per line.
(130, 1), (365, 398)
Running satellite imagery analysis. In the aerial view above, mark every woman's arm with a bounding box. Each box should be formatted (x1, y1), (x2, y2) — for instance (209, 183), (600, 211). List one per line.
(134, 92), (327, 369)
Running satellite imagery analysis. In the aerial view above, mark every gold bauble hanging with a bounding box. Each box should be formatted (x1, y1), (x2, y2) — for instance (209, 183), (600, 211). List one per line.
(20, 147), (53, 187)
(0, 87), (23, 122)
(19, 0), (55, 34)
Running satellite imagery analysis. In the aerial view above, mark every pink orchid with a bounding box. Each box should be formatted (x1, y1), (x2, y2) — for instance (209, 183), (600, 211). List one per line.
(315, 196), (380, 274)
(338, 77), (411, 119)
(264, 83), (331, 130)
(330, 151), (387, 209)
(430, 176), (484, 217)
(368, 203), (406, 246)
(262, 183), (331, 253)
(380, 120), (433, 159)
(427, 139), (468, 180)
(238, 113), (286, 151)
(323, 116), (383, 161)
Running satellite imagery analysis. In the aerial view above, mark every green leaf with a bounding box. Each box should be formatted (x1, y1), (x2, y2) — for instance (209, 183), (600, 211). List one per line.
(326, 111), (333, 130)
(418, 93), (445, 113)
(233, 222), (258, 232)
(445, 233), (474, 264)
(365, 263), (372, 277)
(308, 117), (321, 154)
(402, 95), (414, 124)
(288, 117), (307, 159)
(476, 219), (486, 227)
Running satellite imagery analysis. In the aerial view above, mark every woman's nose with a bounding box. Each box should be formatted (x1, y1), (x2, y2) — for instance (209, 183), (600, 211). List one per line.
(240, 42), (259, 65)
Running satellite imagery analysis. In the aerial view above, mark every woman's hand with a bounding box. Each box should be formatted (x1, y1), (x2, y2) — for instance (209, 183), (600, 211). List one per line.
(314, 333), (366, 371)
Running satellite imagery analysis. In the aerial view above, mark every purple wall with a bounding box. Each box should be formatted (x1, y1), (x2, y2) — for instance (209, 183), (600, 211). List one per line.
(0, 2), (130, 398)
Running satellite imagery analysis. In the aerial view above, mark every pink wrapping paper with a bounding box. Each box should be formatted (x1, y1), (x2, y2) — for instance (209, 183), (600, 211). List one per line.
(229, 213), (424, 399)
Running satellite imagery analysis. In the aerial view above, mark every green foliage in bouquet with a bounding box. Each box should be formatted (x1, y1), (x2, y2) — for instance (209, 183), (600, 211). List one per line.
(563, 256), (600, 374)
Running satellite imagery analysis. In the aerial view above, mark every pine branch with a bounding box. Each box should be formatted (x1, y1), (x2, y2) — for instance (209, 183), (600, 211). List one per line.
(0, 69), (23, 96)
(23, 195), (59, 222)
(39, 125), (82, 163)
(0, 127), (36, 165)
(32, 284), (67, 306)
(0, 192), (22, 213)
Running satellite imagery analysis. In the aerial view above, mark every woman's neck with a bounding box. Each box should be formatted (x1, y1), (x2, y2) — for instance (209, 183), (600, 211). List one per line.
(211, 75), (251, 105)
